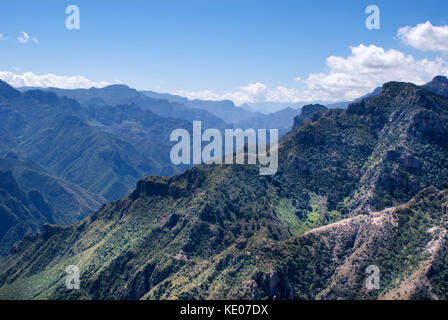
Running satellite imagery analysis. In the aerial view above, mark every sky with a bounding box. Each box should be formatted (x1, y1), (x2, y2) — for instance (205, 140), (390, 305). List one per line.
(1, 0), (448, 110)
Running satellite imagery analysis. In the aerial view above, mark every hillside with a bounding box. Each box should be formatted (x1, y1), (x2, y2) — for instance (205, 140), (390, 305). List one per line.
(0, 156), (105, 219)
(0, 170), (63, 259)
(0, 80), (193, 200)
(0, 80), (447, 299)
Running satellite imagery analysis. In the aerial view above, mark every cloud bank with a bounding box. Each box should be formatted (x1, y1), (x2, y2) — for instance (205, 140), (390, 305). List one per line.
(4, 21), (448, 106)
(300, 44), (448, 101)
(176, 83), (302, 106)
(0, 71), (110, 89)
(398, 21), (448, 52)
(177, 44), (448, 104)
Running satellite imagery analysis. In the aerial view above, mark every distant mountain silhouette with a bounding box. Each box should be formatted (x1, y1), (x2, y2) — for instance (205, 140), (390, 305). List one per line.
(142, 90), (299, 136)
(19, 85), (228, 130)
(20, 84), (302, 137)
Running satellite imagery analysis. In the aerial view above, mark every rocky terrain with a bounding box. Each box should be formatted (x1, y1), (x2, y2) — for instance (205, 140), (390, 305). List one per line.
(0, 79), (447, 299)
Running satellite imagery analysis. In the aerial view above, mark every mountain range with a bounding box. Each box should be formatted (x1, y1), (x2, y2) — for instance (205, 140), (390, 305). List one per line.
(0, 169), (74, 259)
(1, 81), (193, 200)
(1, 76), (447, 299)
(141, 90), (303, 137)
(0, 78), (318, 259)
(28, 86), (301, 137)
(0, 81), (194, 256)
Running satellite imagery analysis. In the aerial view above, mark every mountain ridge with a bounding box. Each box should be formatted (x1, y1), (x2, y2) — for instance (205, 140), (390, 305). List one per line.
(1, 79), (448, 299)
(0, 170), (64, 259)
(1, 80), (196, 200)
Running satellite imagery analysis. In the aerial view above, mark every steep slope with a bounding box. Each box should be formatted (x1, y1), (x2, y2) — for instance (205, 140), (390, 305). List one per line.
(0, 171), (63, 259)
(422, 75), (448, 97)
(247, 187), (448, 300)
(344, 82), (448, 214)
(1, 81), (448, 299)
(293, 104), (328, 128)
(0, 156), (105, 219)
(0, 80), (193, 200)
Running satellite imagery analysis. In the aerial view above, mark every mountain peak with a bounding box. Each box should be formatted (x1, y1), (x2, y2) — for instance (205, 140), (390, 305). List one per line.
(431, 75), (448, 82)
(301, 104), (327, 115)
(380, 81), (415, 94)
(378, 81), (425, 102)
(0, 79), (21, 99)
(293, 104), (327, 128)
(422, 75), (448, 97)
(101, 84), (134, 91)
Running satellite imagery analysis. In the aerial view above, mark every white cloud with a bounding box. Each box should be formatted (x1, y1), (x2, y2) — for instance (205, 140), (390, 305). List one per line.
(0, 34), (7, 40)
(0, 71), (110, 89)
(18, 31), (30, 44)
(398, 21), (448, 52)
(300, 44), (448, 101)
(176, 82), (302, 105)
(3, 43), (447, 108)
(176, 44), (448, 105)
(32, 37), (39, 44)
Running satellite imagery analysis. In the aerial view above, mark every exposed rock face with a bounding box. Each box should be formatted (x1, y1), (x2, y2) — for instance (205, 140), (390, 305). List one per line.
(2, 80), (448, 300)
(301, 104), (328, 119)
(130, 167), (205, 200)
(422, 75), (448, 97)
(408, 110), (448, 145)
(253, 271), (294, 300)
(253, 188), (448, 300)
(241, 279), (259, 299)
(164, 213), (180, 229)
(400, 154), (421, 170)
(293, 104), (327, 128)
(346, 100), (367, 115)
(131, 177), (170, 198)
(269, 272), (280, 292)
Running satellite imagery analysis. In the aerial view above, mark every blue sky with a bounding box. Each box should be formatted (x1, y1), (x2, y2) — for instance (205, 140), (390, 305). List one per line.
(1, 0), (448, 108)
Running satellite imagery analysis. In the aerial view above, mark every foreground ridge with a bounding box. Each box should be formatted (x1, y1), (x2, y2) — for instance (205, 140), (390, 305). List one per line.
(1, 80), (448, 300)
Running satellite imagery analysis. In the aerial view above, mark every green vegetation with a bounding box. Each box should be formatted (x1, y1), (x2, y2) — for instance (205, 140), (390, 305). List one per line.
(1, 80), (448, 300)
